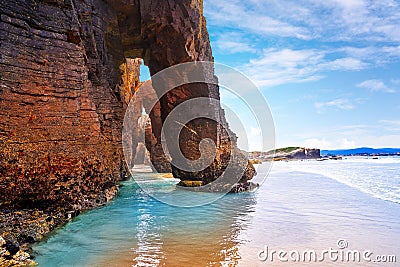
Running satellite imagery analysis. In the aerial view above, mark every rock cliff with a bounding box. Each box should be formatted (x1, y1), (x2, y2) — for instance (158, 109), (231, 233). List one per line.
(0, 0), (130, 211)
(0, 0), (258, 262)
(250, 147), (321, 161)
(0, 0), (255, 257)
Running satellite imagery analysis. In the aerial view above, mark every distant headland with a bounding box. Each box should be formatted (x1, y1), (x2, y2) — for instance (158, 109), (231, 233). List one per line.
(249, 147), (400, 163)
(321, 147), (400, 156)
(249, 147), (321, 162)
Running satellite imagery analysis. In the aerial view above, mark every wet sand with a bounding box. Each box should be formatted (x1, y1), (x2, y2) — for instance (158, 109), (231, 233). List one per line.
(34, 161), (400, 266)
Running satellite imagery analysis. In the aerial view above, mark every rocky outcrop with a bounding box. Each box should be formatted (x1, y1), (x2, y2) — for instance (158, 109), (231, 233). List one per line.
(0, 0), (129, 210)
(0, 0), (256, 263)
(116, 0), (255, 186)
(0, 209), (66, 266)
(0, 0), (255, 206)
(0, 0), (256, 197)
(138, 0), (256, 189)
(303, 148), (321, 159)
(250, 147), (321, 161)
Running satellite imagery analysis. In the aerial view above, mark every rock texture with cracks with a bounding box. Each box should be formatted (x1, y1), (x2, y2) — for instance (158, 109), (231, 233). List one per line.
(0, 0), (255, 262)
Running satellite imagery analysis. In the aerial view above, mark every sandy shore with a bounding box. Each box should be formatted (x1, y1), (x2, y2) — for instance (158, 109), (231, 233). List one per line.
(33, 161), (400, 266)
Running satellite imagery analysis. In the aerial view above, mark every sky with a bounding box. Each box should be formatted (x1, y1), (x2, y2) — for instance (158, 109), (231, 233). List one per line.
(139, 0), (400, 151)
(201, 0), (400, 151)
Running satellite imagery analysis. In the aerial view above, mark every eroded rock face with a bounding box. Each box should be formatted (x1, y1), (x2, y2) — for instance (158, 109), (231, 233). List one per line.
(0, 0), (130, 210)
(279, 148), (320, 160)
(0, 0), (255, 213)
(136, 0), (256, 189)
(252, 147), (321, 161)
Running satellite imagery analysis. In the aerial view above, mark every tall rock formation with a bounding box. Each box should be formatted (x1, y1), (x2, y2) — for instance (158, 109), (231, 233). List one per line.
(0, 0), (130, 210)
(0, 0), (255, 211)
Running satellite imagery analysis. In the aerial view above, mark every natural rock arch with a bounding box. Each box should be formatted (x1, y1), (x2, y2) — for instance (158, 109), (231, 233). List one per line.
(0, 0), (255, 209)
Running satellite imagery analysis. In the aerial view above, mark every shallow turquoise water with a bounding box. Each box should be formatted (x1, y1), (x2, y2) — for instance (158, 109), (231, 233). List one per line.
(33, 161), (400, 266)
(33, 173), (258, 266)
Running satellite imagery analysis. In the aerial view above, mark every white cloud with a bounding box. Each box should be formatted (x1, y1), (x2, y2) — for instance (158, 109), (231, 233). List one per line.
(204, 0), (310, 39)
(205, 1), (400, 89)
(247, 127), (263, 152)
(289, 123), (400, 149)
(213, 32), (256, 54)
(315, 98), (355, 111)
(303, 138), (333, 149)
(320, 57), (369, 70)
(276, 121), (400, 150)
(340, 138), (357, 149)
(357, 79), (396, 93)
(379, 120), (400, 132)
(391, 79), (400, 85)
(215, 40), (255, 54)
(241, 48), (368, 88)
(303, 137), (356, 150)
(338, 46), (400, 65)
(308, 0), (400, 42)
(371, 135), (400, 147)
(249, 48), (324, 68)
(205, 0), (400, 42)
(204, 0), (400, 150)
(381, 46), (400, 58)
(233, 124), (265, 152)
(334, 0), (365, 9)
(301, 135), (400, 150)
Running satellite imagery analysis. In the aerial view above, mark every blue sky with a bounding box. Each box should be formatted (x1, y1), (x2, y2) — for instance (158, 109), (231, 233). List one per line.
(202, 0), (400, 151)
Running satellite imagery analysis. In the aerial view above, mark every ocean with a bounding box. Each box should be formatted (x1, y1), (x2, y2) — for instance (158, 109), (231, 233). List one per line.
(33, 157), (400, 266)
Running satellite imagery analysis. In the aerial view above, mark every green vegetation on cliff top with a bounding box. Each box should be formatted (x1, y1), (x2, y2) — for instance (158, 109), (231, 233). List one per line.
(250, 147), (303, 154)
(270, 147), (302, 154)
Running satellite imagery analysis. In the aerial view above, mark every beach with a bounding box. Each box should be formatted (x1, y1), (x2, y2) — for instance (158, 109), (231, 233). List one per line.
(33, 157), (400, 266)
(2, 0), (399, 266)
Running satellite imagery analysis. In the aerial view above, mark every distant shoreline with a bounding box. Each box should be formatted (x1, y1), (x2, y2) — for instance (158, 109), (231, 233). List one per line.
(321, 147), (400, 156)
(251, 154), (400, 164)
(249, 146), (400, 162)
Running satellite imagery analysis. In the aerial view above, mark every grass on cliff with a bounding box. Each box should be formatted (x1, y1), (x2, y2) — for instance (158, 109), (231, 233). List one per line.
(269, 147), (302, 154)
